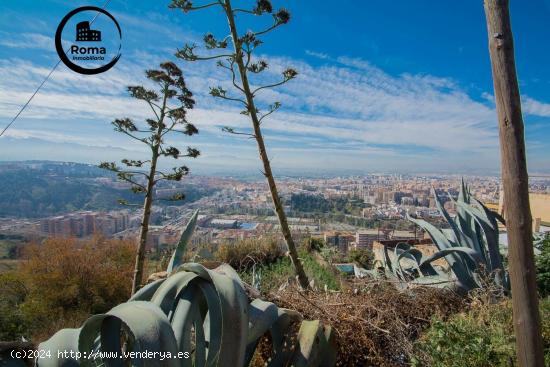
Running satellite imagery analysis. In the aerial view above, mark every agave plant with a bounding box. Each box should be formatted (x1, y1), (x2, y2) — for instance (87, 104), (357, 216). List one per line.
(382, 179), (508, 292)
(36, 212), (336, 367)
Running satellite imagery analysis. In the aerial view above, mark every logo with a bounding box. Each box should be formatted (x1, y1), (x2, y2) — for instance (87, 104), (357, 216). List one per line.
(55, 6), (122, 75)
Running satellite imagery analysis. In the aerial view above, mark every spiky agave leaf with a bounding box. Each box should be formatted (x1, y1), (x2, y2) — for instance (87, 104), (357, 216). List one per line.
(407, 214), (479, 291)
(167, 209), (199, 273)
(448, 192), (487, 264)
(455, 199), (508, 289)
(401, 180), (508, 292)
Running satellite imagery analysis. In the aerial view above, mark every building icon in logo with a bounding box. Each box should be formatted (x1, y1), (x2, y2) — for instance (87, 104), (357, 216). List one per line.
(76, 21), (101, 42)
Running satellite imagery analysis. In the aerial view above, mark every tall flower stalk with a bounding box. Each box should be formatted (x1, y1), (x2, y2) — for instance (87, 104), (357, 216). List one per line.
(169, 0), (309, 288)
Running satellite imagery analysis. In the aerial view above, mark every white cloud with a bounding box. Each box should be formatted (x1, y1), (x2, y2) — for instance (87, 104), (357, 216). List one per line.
(522, 96), (550, 117)
(305, 50), (329, 60)
(0, 32), (53, 51)
(1, 41), (548, 172)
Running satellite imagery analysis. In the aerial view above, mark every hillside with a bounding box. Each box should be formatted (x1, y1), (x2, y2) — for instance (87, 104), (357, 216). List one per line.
(0, 161), (213, 218)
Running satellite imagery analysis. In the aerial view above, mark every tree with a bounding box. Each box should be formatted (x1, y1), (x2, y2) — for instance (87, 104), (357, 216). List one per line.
(169, 0), (309, 288)
(100, 62), (200, 294)
(483, 1), (544, 365)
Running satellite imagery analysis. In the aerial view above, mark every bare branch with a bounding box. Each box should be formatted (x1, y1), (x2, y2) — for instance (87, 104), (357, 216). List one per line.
(252, 68), (297, 95)
(176, 43), (233, 61)
(222, 126), (255, 138)
(118, 175), (146, 190)
(233, 0), (274, 16)
(120, 170), (150, 178)
(157, 192), (186, 202)
(117, 199), (141, 206)
(216, 58), (245, 93)
(233, 8), (256, 14)
(114, 127), (150, 146)
(259, 102), (281, 124)
(209, 86), (247, 105)
(169, 0), (221, 12)
(153, 165), (189, 184)
(253, 23), (281, 37)
(146, 100), (160, 120)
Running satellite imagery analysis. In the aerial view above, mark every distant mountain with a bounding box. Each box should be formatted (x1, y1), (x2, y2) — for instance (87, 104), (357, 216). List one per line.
(0, 161), (214, 218)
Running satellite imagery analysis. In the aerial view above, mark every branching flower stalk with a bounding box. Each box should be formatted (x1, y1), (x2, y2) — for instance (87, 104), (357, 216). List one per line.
(100, 62), (199, 294)
(170, 0), (309, 288)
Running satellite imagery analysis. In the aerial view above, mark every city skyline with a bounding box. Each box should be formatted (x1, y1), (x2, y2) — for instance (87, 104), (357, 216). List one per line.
(1, 1), (550, 174)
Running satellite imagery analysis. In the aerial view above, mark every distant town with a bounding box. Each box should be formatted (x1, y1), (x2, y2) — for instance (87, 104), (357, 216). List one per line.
(1, 161), (549, 263)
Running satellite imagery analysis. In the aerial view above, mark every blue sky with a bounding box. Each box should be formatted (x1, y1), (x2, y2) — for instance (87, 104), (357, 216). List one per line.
(0, 0), (549, 175)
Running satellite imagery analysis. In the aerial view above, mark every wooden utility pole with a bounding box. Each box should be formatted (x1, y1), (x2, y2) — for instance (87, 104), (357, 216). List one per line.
(483, 1), (544, 366)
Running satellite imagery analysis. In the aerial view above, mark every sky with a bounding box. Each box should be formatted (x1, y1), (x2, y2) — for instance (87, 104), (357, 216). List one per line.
(0, 0), (549, 176)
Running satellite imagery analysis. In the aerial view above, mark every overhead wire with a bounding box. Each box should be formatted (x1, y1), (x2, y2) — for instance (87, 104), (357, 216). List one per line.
(0, 0), (113, 137)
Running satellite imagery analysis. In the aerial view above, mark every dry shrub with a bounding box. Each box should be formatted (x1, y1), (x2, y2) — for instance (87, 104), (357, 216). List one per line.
(215, 237), (285, 272)
(268, 281), (464, 367)
(9, 236), (135, 341)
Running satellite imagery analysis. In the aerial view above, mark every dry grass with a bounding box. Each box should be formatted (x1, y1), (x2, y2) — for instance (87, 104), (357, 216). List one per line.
(215, 237), (285, 272)
(267, 280), (465, 366)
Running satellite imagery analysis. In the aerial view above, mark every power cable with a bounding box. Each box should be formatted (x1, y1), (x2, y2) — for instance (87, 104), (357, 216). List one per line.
(0, 0), (113, 137)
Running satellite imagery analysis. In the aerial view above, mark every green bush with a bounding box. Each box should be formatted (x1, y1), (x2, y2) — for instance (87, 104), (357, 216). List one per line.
(536, 233), (550, 297)
(303, 237), (325, 252)
(348, 248), (374, 269)
(0, 272), (28, 341)
(413, 299), (550, 367)
(241, 249), (341, 293)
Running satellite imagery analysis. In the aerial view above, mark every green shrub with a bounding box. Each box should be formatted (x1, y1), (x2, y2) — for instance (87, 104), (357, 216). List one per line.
(303, 237), (324, 252)
(536, 233), (550, 297)
(300, 249), (341, 290)
(348, 248), (374, 269)
(413, 299), (550, 367)
(241, 249), (341, 293)
(0, 272), (28, 340)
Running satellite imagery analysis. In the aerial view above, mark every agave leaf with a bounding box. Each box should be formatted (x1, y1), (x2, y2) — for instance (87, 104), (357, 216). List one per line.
(458, 177), (470, 204)
(408, 214), (478, 290)
(37, 329), (81, 367)
(448, 193), (487, 263)
(244, 299), (280, 365)
(191, 280), (223, 365)
(410, 274), (454, 288)
(455, 200), (501, 272)
(78, 301), (179, 367)
(461, 199), (507, 289)
(432, 187), (474, 251)
(180, 263), (249, 367)
(394, 243), (423, 279)
(38, 261), (336, 367)
(420, 246), (484, 268)
(268, 309), (303, 366)
(396, 247), (438, 277)
(151, 271), (198, 314)
(406, 214), (460, 262)
(167, 210), (199, 273)
(384, 243), (406, 280)
(247, 299), (280, 344)
(129, 278), (167, 301)
(382, 242), (395, 273)
(393, 242), (411, 275)
(292, 320), (324, 367)
(170, 282), (207, 367)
